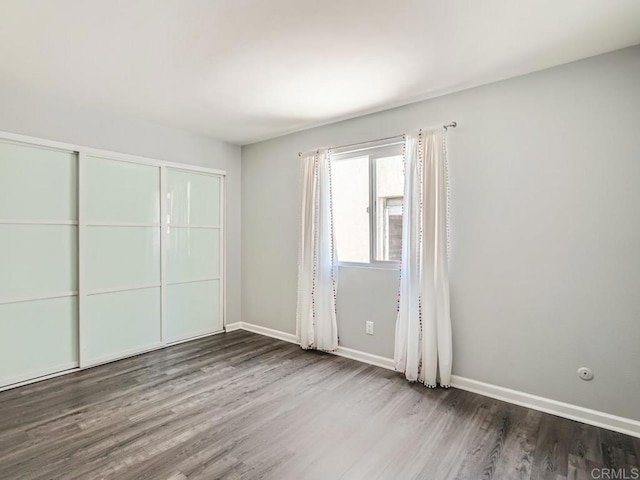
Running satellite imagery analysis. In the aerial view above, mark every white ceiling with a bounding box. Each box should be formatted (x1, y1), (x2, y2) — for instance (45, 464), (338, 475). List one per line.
(1, 1), (639, 145)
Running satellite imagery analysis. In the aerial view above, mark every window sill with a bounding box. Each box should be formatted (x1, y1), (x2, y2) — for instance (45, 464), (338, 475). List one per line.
(337, 262), (400, 271)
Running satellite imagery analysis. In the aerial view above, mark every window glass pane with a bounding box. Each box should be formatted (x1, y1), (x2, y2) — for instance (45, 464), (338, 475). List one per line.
(331, 156), (370, 263)
(375, 155), (404, 261)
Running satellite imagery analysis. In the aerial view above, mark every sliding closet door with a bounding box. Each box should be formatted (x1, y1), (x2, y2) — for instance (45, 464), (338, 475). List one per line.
(82, 156), (162, 366)
(166, 169), (223, 342)
(0, 141), (78, 386)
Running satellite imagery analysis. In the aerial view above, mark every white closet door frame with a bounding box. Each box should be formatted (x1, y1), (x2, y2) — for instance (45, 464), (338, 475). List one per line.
(164, 167), (225, 345)
(78, 151), (87, 368)
(81, 155), (163, 367)
(160, 165), (168, 344)
(0, 131), (226, 176)
(0, 130), (226, 387)
(0, 139), (80, 386)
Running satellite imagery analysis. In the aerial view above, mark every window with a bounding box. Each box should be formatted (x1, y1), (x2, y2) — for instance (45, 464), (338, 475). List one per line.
(331, 142), (404, 266)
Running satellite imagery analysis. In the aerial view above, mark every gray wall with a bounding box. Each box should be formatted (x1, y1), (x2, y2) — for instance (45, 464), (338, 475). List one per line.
(242, 46), (640, 420)
(0, 86), (242, 326)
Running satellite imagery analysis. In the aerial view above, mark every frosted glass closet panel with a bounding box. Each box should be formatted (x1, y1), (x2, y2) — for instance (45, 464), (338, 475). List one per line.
(86, 156), (160, 224)
(84, 288), (161, 365)
(0, 140), (78, 387)
(167, 280), (221, 341)
(83, 156), (162, 365)
(85, 226), (160, 291)
(0, 225), (77, 298)
(167, 228), (220, 282)
(166, 169), (222, 342)
(168, 171), (220, 226)
(0, 142), (77, 220)
(0, 297), (78, 385)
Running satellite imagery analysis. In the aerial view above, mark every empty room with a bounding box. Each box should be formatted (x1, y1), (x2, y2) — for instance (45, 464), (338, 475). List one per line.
(1, 1), (639, 479)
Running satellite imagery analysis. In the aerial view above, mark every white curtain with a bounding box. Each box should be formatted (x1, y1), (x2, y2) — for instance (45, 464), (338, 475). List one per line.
(394, 128), (453, 387)
(296, 149), (338, 351)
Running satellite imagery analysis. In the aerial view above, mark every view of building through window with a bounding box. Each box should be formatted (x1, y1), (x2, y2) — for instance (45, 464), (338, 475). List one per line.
(379, 196), (403, 261)
(331, 145), (404, 265)
(374, 155), (404, 262)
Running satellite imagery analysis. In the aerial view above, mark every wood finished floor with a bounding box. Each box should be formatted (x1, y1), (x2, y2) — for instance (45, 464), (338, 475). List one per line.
(0, 331), (638, 480)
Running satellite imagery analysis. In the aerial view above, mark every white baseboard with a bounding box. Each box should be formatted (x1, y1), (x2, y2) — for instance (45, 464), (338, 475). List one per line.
(334, 346), (395, 371)
(224, 322), (243, 332)
(231, 322), (640, 438)
(450, 376), (640, 438)
(226, 321), (298, 343)
(225, 323), (394, 370)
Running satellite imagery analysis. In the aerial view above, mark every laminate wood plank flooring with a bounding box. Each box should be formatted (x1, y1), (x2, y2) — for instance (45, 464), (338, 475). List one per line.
(0, 331), (637, 480)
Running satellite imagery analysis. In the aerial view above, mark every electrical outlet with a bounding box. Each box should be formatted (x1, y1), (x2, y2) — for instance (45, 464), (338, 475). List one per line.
(366, 321), (374, 335)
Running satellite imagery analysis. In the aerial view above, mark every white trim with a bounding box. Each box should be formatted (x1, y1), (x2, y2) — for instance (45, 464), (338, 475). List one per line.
(78, 151), (87, 367)
(232, 322), (640, 438)
(0, 362), (79, 391)
(334, 346), (395, 370)
(0, 219), (78, 225)
(0, 136), (76, 154)
(165, 328), (225, 345)
(450, 376), (640, 438)
(329, 139), (406, 158)
(84, 152), (164, 169)
(337, 262), (400, 271)
(0, 291), (78, 305)
(166, 277), (220, 286)
(165, 166), (225, 177)
(166, 224), (220, 229)
(240, 322), (298, 343)
(160, 165), (168, 344)
(81, 342), (164, 369)
(220, 174), (226, 330)
(85, 283), (161, 296)
(0, 130), (226, 176)
(86, 222), (161, 227)
(224, 322), (243, 332)
(224, 323), (394, 371)
(230, 322), (299, 344)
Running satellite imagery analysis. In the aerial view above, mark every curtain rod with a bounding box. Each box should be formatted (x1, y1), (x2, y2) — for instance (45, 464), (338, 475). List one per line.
(297, 122), (457, 157)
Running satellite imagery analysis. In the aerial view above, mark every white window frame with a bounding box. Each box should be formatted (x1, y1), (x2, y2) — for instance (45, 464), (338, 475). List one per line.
(330, 142), (404, 270)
